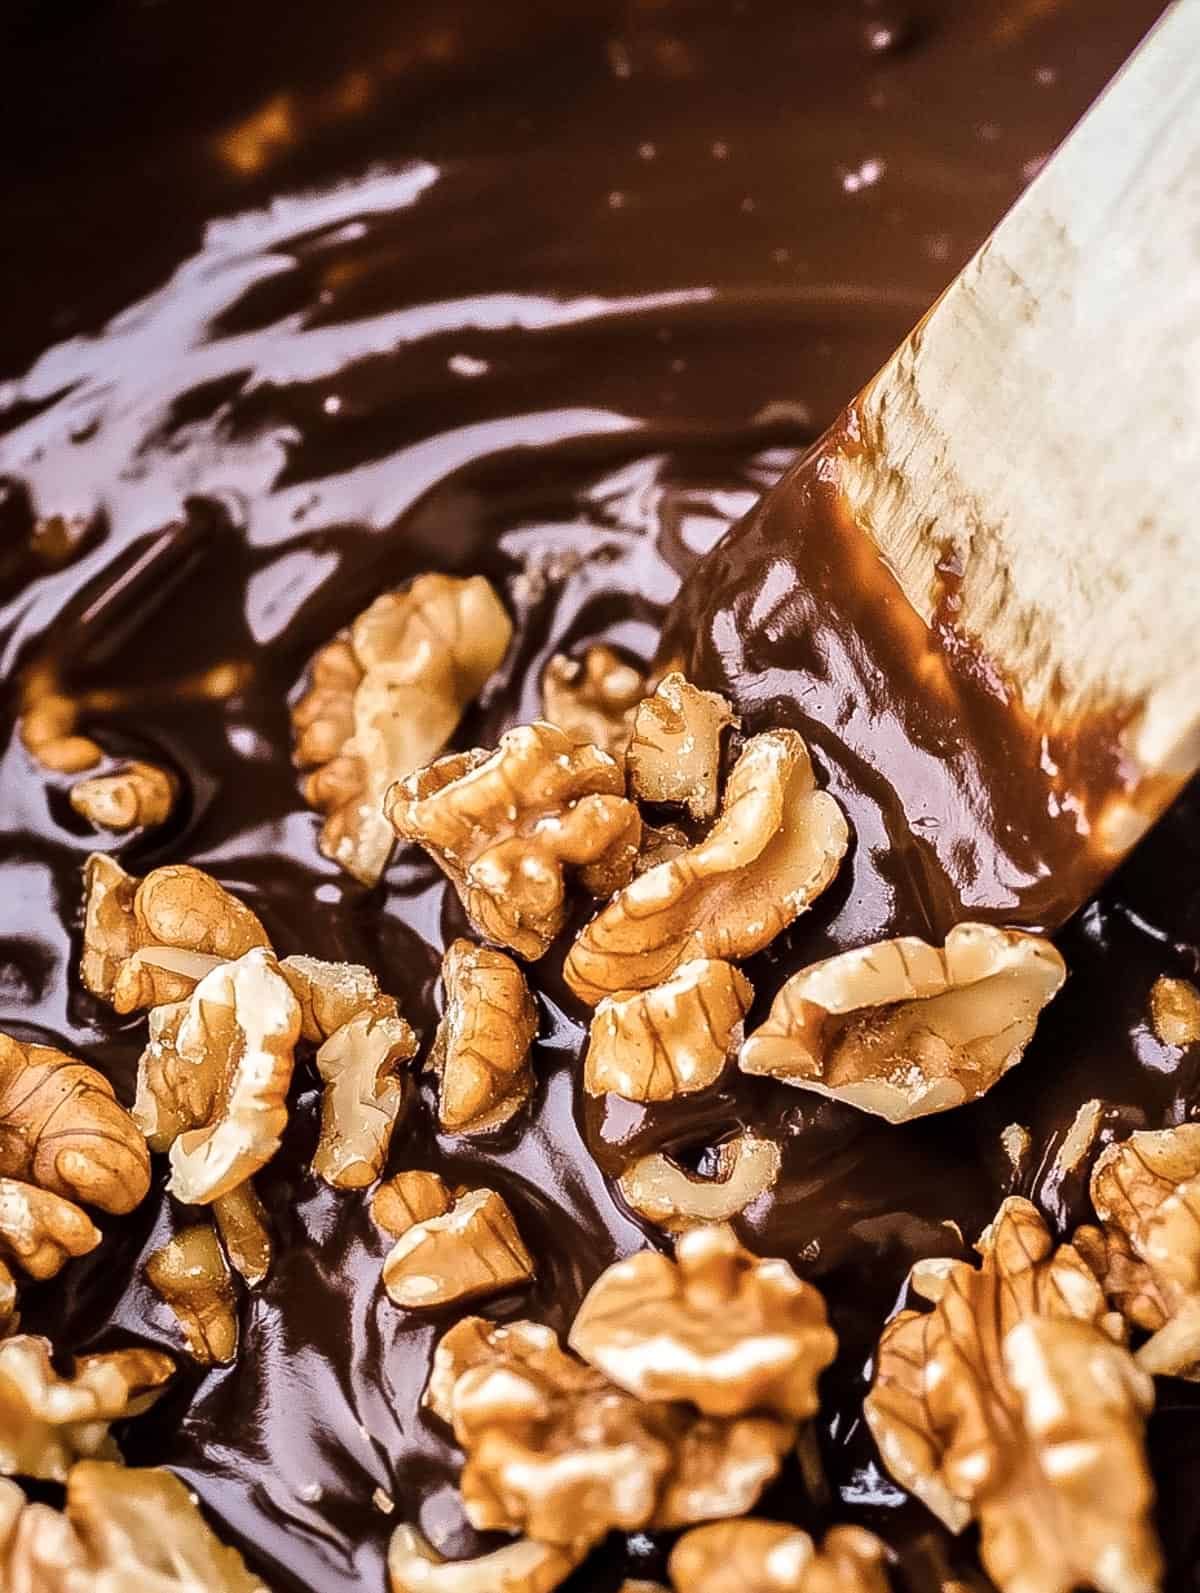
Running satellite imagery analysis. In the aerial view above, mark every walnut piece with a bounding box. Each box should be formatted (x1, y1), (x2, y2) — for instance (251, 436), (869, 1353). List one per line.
(864, 1196), (1160, 1593)
(626, 672), (735, 821)
(388, 1524), (581, 1593)
(1073, 1125), (1200, 1378)
(312, 1002), (418, 1188)
(279, 953), (385, 1042)
(739, 924), (1066, 1123)
(1149, 974), (1200, 1047)
(564, 730), (848, 1005)
(430, 939), (538, 1133)
(145, 1224), (239, 1365)
(586, 958), (752, 1101)
(17, 666), (102, 773)
(570, 1223), (836, 1420)
(213, 1180), (273, 1287)
(133, 947), (300, 1205)
(669, 1521), (892, 1593)
(540, 645), (648, 759)
(0, 1262), (15, 1335)
(81, 853), (270, 1013)
(0, 1334), (174, 1481)
(0, 1178), (99, 1279)
(0, 1032), (150, 1214)
(0, 1460), (267, 1590)
(69, 760), (177, 832)
(618, 1131), (782, 1233)
(293, 573), (513, 885)
(387, 722), (642, 960)
(382, 1183), (535, 1310)
(430, 1315), (794, 1549)
(372, 1169), (454, 1238)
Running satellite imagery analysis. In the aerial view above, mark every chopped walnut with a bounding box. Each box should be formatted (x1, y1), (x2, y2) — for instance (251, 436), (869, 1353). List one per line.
(279, 953), (386, 1042)
(133, 947), (300, 1204)
(618, 1131), (782, 1233)
(388, 1524), (581, 1593)
(626, 672), (736, 821)
(586, 958), (752, 1101)
(17, 666), (102, 773)
(0, 1460), (267, 1590)
(864, 1196), (1159, 1593)
(145, 1224), (239, 1365)
(69, 760), (177, 832)
(0, 1032), (150, 1214)
(373, 1170), (455, 1239)
(382, 1185), (535, 1310)
(0, 1178), (99, 1279)
(564, 730), (848, 1005)
(312, 1003), (418, 1188)
(1074, 1125), (1200, 1378)
(739, 924), (1066, 1123)
(432, 1314), (794, 1548)
(669, 1521), (892, 1593)
(387, 722), (642, 960)
(570, 1223), (836, 1420)
(540, 645), (649, 759)
(0, 1262), (15, 1335)
(80, 853), (270, 1013)
(430, 939), (538, 1133)
(0, 1334), (174, 1481)
(213, 1180), (273, 1287)
(1150, 975), (1200, 1047)
(293, 574), (513, 885)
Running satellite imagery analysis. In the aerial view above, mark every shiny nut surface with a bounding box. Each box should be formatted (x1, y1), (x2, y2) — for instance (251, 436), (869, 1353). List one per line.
(430, 939), (538, 1133)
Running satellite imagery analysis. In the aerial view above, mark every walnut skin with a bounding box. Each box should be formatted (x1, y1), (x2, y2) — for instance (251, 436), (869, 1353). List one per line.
(0, 1032), (150, 1214)
(293, 573), (513, 885)
(69, 760), (177, 832)
(739, 924), (1066, 1123)
(372, 1169), (455, 1239)
(279, 953), (385, 1042)
(430, 939), (538, 1133)
(0, 1334), (174, 1482)
(381, 1184), (535, 1310)
(570, 1223), (837, 1421)
(145, 1224), (239, 1365)
(0, 1178), (99, 1280)
(312, 1003), (418, 1188)
(213, 1180), (273, 1287)
(0, 1262), (15, 1335)
(80, 853), (270, 1013)
(564, 730), (848, 1006)
(1074, 1125), (1200, 1378)
(540, 645), (648, 759)
(387, 722), (642, 960)
(586, 958), (752, 1101)
(626, 672), (736, 821)
(617, 1131), (782, 1234)
(133, 947), (300, 1205)
(388, 1524), (581, 1593)
(864, 1197), (1159, 1593)
(1149, 975), (1200, 1047)
(17, 665), (102, 774)
(669, 1521), (892, 1593)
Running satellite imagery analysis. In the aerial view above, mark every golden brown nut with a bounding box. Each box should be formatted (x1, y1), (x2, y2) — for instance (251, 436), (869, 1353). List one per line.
(80, 853), (270, 1013)
(0, 1178), (99, 1280)
(145, 1224), (239, 1365)
(1149, 974), (1200, 1046)
(738, 924), (1066, 1123)
(668, 1520), (892, 1593)
(0, 1334), (174, 1482)
(213, 1180), (273, 1287)
(626, 672), (735, 821)
(564, 731), (848, 1005)
(387, 722), (642, 960)
(586, 958), (752, 1101)
(430, 939), (538, 1133)
(69, 760), (177, 832)
(279, 953), (386, 1042)
(864, 1196), (1159, 1593)
(540, 645), (648, 760)
(372, 1170), (454, 1239)
(434, 1316), (794, 1548)
(294, 574), (513, 885)
(133, 947), (300, 1205)
(382, 1185), (535, 1310)
(569, 1223), (836, 1420)
(617, 1131), (782, 1233)
(312, 1004), (418, 1188)
(0, 1032), (150, 1215)
(388, 1524), (581, 1593)
(17, 668), (102, 774)
(1073, 1125), (1200, 1377)
(0, 1261), (16, 1336)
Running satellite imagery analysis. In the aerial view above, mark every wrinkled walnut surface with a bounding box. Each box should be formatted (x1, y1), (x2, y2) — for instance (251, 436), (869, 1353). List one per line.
(617, 1131), (781, 1233)
(146, 1223), (239, 1365)
(312, 1002), (417, 1188)
(739, 924), (1066, 1122)
(388, 1524), (580, 1593)
(0, 1177), (99, 1280)
(382, 1184), (535, 1310)
(540, 645), (648, 759)
(69, 760), (177, 832)
(626, 672), (735, 821)
(430, 939), (538, 1133)
(668, 1520), (891, 1593)
(564, 730), (848, 1005)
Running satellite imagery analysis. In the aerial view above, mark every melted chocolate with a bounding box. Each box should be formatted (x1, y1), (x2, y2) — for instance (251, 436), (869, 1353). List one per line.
(1, 3), (1193, 1591)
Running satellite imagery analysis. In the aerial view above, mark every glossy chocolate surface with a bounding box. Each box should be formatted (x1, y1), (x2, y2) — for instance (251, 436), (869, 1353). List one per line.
(1, 2), (1194, 1590)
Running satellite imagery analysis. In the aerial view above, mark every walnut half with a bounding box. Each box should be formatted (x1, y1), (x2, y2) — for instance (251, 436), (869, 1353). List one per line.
(430, 939), (538, 1133)
(739, 924), (1066, 1123)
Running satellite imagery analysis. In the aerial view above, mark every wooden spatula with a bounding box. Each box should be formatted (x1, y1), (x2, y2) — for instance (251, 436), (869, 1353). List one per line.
(667, 0), (1200, 938)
